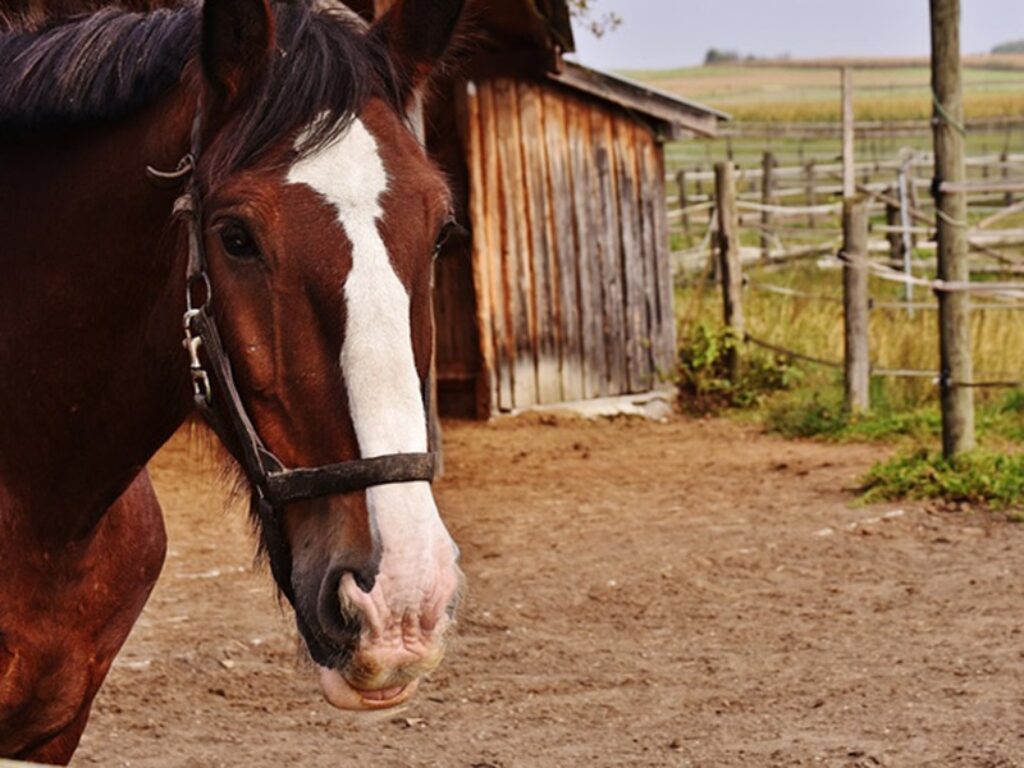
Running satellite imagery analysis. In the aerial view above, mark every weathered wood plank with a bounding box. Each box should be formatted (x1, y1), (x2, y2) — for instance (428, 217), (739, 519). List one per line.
(646, 138), (677, 380)
(541, 87), (585, 401)
(492, 77), (538, 409)
(566, 98), (606, 399)
(612, 114), (651, 392)
(477, 80), (513, 412)
(591, 108), (627, 395)
(636, 126), (664, 385)
(517, 81), (561, 405)
(458, 80), (495, 417)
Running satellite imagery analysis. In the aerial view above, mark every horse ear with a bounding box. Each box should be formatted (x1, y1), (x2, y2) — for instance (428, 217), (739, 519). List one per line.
(201, 0), (275, 104)
(371, 0), (465, 103)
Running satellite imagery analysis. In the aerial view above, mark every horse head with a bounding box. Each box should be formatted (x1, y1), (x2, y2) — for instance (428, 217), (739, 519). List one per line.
(187, 0), (464, 710)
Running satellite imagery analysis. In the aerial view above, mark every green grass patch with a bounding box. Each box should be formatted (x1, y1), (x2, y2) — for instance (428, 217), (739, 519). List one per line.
(764, 385), (1024, 444)
(765, 389), (942, 442)
(861, 448), (1024, 514)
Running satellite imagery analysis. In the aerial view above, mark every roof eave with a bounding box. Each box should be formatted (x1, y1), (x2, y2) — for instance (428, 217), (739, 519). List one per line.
(548, 59), (729, 138)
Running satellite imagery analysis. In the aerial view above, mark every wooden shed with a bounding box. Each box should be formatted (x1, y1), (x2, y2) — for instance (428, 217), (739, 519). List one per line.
(350, 0), (727, 417)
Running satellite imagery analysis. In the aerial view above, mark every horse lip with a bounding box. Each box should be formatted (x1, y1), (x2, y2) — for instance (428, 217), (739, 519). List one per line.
(354, 683), (412, 707)
(317, 666), (419, 711)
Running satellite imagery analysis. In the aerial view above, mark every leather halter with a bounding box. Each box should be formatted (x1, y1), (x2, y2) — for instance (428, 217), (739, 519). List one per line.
(150, 106), (436, 607)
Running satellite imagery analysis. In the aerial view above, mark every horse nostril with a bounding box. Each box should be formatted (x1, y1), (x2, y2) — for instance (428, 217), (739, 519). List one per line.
(353, 569), (376, 594)
(316, 564), (359, 646)
(316, 556), (379, 644)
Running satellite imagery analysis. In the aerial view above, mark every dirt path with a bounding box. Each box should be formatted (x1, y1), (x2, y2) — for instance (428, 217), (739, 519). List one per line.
(71, 415), (1024, 767)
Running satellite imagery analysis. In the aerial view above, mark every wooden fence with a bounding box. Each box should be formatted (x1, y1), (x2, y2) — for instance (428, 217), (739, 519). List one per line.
(683, 152), (1024, 415)
(668, 150), (1024, 274)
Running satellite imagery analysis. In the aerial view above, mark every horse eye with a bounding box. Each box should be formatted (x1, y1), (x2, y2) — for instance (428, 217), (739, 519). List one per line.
(434, 219), (463, 256)
(219, 221), (261, 261)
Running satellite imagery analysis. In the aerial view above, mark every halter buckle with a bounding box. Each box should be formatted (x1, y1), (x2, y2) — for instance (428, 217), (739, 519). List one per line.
(183, 308), (212, 404)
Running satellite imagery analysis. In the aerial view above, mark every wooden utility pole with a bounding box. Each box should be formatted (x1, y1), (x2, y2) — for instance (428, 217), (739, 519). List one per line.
(715, 162), (743, 380)
(841, 67), (855, 200)
(931, 0), (975, 457)
(843, 197), (871, 413)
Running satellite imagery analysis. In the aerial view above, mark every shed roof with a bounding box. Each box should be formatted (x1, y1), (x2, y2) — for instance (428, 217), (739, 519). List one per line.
(550, 60), (729, 138)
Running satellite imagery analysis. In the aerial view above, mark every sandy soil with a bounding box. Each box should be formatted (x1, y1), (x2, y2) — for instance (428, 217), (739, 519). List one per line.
(71, 414), (1024, 767)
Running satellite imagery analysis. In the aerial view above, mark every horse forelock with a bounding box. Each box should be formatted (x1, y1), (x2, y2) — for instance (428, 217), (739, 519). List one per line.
(0, 0), (399, 178)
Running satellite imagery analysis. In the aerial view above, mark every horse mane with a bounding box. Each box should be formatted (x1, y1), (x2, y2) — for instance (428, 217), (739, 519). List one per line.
(0, 1), (399, 174)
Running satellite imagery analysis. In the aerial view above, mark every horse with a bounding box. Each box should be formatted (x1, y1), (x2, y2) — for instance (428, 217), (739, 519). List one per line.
(0, 0), (466, 760)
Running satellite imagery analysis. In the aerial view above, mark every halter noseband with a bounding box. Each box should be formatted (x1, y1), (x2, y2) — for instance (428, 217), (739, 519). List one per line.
(149, 106), (436, 607)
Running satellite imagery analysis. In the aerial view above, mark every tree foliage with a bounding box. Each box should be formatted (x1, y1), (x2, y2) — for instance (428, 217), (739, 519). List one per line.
(704, 48), (740, 65)
(566, 0), (621, 39)
(992, 39), (1024, 54)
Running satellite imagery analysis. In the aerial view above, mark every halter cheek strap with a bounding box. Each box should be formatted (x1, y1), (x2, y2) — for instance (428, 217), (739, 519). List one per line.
(150, 104), (437, 610)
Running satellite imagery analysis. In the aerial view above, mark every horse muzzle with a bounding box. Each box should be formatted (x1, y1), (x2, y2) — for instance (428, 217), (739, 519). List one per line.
(315, 614), (451, 711)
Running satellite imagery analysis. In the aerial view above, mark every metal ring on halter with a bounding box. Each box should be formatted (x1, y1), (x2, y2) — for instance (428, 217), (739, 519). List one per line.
(145, 153), (196, 188)
(185, 271), (211, 312)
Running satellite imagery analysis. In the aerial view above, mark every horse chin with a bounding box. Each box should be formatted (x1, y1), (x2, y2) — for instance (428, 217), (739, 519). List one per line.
(317, 666), (420, 711)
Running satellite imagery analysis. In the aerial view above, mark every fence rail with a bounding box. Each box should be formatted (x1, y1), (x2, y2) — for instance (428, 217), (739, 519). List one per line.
(688, 154), (1024, 412)
(669, 147), (1024, 271)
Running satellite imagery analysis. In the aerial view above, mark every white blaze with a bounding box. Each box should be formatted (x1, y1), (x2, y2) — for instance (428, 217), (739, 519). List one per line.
(287, 119), (455, 632)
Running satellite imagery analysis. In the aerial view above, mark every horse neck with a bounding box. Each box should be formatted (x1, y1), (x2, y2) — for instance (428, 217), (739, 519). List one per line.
(0, 83), (197, 539)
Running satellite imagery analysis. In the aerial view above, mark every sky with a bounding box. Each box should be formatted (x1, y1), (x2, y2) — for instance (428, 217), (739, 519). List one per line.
(570, 1), (1024, 71)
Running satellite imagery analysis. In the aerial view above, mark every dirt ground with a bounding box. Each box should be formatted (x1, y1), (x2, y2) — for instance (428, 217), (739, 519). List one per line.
(71, 414), (1024, 767)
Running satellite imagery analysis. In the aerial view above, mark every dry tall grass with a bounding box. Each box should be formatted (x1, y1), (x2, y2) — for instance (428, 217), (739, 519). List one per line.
(721, 91), (1024, 123)
(678, 264), (1024, 405)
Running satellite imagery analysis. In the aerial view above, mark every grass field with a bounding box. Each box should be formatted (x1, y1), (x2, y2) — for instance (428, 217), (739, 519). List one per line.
(623, 61), (1024, 170)
(627, 61), (1024, 122)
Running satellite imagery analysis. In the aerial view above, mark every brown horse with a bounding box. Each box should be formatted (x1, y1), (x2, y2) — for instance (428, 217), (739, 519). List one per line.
(0, 0), (465, 761)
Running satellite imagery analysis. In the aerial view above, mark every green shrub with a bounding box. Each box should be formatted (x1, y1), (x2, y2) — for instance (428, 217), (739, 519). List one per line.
(861, 448), (1024, 514)
(677, 324), (798, 414)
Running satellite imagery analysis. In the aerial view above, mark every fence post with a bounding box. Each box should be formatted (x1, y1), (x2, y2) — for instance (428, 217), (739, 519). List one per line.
(1003, 150), (1015, 207)
(715, 161), (743, 380)
(805, 159), (817, 229)
(897, 165), (916, 314)
(885, 187), (903, 268)
(675, 169), (690, 240)
(931, 0), (975, 458)
(761, 151), (775, 260)
(841, 66), (855, 200)
(843, 197), (871, 413)
(906, 166), (920, 250)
